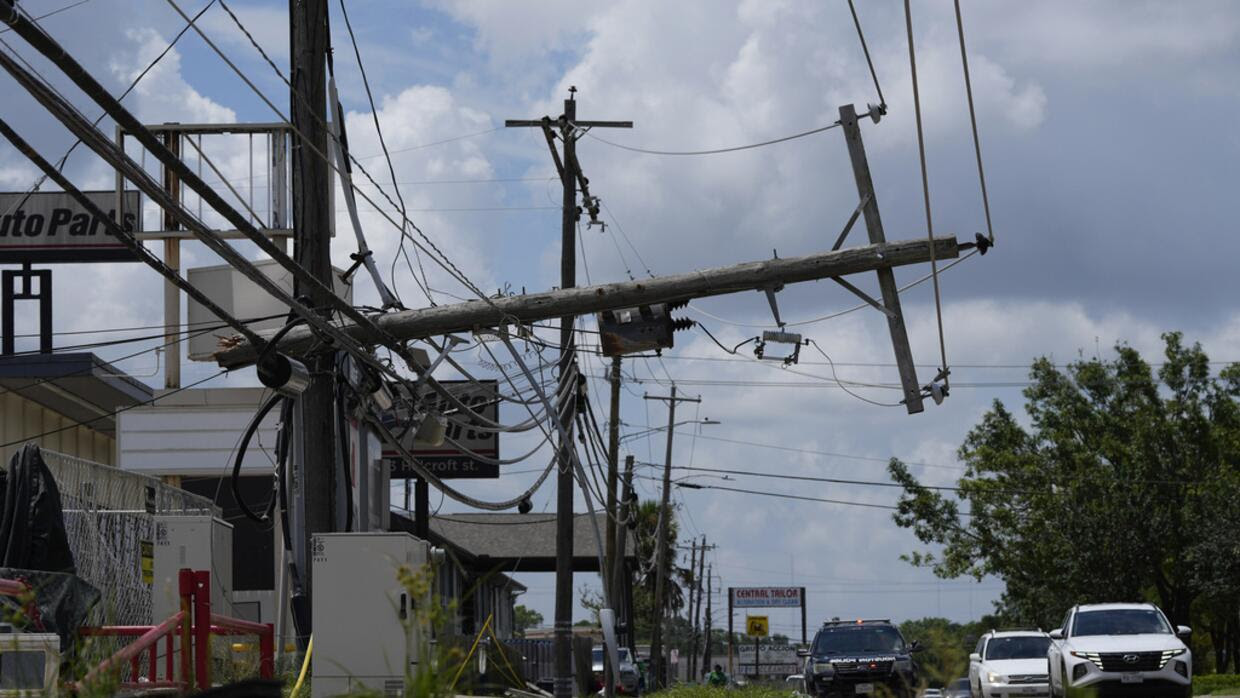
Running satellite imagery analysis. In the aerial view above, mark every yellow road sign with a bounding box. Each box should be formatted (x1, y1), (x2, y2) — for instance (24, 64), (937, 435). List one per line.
(746, 615), (769, 637)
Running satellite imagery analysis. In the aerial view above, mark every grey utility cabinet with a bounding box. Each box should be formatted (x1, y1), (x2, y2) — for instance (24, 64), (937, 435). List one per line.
(311, 532), (430, 697)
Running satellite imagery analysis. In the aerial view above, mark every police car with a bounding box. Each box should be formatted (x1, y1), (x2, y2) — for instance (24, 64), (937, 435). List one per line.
(799, 619), (923, 698)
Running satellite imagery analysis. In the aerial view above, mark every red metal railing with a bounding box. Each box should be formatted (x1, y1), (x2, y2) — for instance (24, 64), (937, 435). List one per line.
(80, 611), (185, 686)
(73, 567), (275, 691)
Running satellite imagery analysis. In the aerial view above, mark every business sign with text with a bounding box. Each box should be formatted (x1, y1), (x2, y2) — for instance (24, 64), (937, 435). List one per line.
(383, 379), (500, 479)
(0, 190), (141, 263)
(731, 586), (804, 608)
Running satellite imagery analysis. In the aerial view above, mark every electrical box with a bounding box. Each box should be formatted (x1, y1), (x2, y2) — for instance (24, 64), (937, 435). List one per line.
(185, 259), (352, 362)
(151, 515), (234, 623)
(0, 626), (59, 697)
(312, 532), (430, 698)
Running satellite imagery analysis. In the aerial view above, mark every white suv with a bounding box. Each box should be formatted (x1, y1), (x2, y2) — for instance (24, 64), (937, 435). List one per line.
(1047, 603), (1191, 698)
(968, 630), (1051, 698)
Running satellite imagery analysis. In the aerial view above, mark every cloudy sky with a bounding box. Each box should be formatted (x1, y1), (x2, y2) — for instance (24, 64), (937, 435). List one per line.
(2, 0), (1239, 636)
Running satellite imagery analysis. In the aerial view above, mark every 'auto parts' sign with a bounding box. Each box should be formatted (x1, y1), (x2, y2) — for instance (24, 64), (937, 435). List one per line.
(0, 190), (140, 263)
(731, 586), (803, 608)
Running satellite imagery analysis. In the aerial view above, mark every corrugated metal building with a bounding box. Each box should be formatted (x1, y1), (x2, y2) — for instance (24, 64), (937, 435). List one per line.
(0, 352), (151, 465)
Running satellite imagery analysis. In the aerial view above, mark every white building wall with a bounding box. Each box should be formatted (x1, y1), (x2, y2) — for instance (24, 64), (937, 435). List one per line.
(117, 387), (279, 475)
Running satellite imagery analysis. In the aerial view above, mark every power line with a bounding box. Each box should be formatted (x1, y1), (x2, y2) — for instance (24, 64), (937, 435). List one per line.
(0, 324), (224, 403)
(163, 0), (495, 307)
(373, 127), (502, 157)
(607, 374), (1034, 390)
(653, 463), (1017, 494)
(676, 481), (975, 517)
(654, 433), (962, 471)
(903, 0), (950, 387)
(333, 0), (433, 307)
(584, 121), (841, 157)
(687, 249), (978, 329)
(953, 0), (994, 245)
(0, 0), (216, 220)
(672, 480), (904, 513)
(0, 0), (92, 34)
(846, 0), (886, 112)
(0, 368), (228, 449)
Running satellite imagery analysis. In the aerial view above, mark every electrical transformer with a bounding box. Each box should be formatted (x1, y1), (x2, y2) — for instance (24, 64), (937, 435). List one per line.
(151, 515), (234, 624)
(311, 532), (431, 697)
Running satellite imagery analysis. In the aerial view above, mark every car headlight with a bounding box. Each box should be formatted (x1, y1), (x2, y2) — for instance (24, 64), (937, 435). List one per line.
(986, 672), (1007, 684)
(1070, 651), (1102, 665)
(812, 662), (835, 675)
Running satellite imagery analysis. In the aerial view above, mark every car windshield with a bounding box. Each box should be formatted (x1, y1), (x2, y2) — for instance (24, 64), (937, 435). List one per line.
(593, 648), (632, 664)
(1072, 609), (1170, 637)
(950, 679), (970, 690)
(813, 626), (905, 655)
(985, 636), (1051, 660)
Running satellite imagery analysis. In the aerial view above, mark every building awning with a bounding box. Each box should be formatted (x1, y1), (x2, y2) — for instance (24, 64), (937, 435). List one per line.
(0, 352), (152, 434)
(426, 512), (637, 573)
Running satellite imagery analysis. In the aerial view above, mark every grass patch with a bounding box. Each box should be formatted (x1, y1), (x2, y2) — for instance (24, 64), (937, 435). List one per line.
(1195, 674), (1240, 696)
(650, 686), (792, 698)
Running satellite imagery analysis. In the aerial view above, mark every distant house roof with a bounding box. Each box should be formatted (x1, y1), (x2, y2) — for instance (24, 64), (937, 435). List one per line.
(428, 512), (636, 573)
(0, 352), (151, 434)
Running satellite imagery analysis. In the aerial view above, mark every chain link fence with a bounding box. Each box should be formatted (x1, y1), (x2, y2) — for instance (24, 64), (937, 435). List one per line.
(41, 449), (219, 626)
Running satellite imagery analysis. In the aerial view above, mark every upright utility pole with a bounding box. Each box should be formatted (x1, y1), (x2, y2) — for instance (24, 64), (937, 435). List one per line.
(645, 387), (701, 689)
(690, 536), (709, 680)
(703, 565), (714, 675)
(604, 356), (622, 698)
(506, 90), (631, 698)
(161, 131), (181, 389)
(614, 455), (635, 651)
(687, 539), (698, 678)
(290, 0), (335, 621)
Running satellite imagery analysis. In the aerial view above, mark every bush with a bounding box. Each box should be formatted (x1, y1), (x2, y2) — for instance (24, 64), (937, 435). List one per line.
(1195, 674), (1240, 696)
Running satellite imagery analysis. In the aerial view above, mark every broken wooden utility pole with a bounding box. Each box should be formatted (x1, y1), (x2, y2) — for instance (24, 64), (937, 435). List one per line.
(214, 235), (961, 367)
(837, 104), (924, 413)
(504, 89), (632, 698)
(645, 387), (702, 690)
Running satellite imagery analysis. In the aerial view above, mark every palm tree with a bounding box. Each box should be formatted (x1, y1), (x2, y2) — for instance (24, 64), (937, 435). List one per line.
(632, 499), (691, 639)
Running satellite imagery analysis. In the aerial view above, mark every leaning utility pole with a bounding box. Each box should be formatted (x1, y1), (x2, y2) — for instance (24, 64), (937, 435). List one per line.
(214, 236), (961, 367)
(838, 104), (924, 414)
(645, 387), (702, 689)
(505, 90), (632, 698)
(290, 0), (336, 623)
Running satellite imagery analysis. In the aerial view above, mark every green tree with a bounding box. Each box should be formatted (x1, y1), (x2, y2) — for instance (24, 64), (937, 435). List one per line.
(898, 618), (972, 688)
(578, 499), (691, 644)
(514, 604), (544, 637)
(889, 333), (1240, 670)
(632, 499), (690, 641)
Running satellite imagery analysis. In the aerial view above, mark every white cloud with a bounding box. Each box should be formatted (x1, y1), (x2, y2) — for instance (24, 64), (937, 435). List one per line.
(331, 84), (501, 308)
(110, 28), (238, 125)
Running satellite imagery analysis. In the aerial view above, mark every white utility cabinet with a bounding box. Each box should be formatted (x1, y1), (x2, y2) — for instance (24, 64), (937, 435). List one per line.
(312, 532), (430, 698)
(151, 515), (234, 623)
